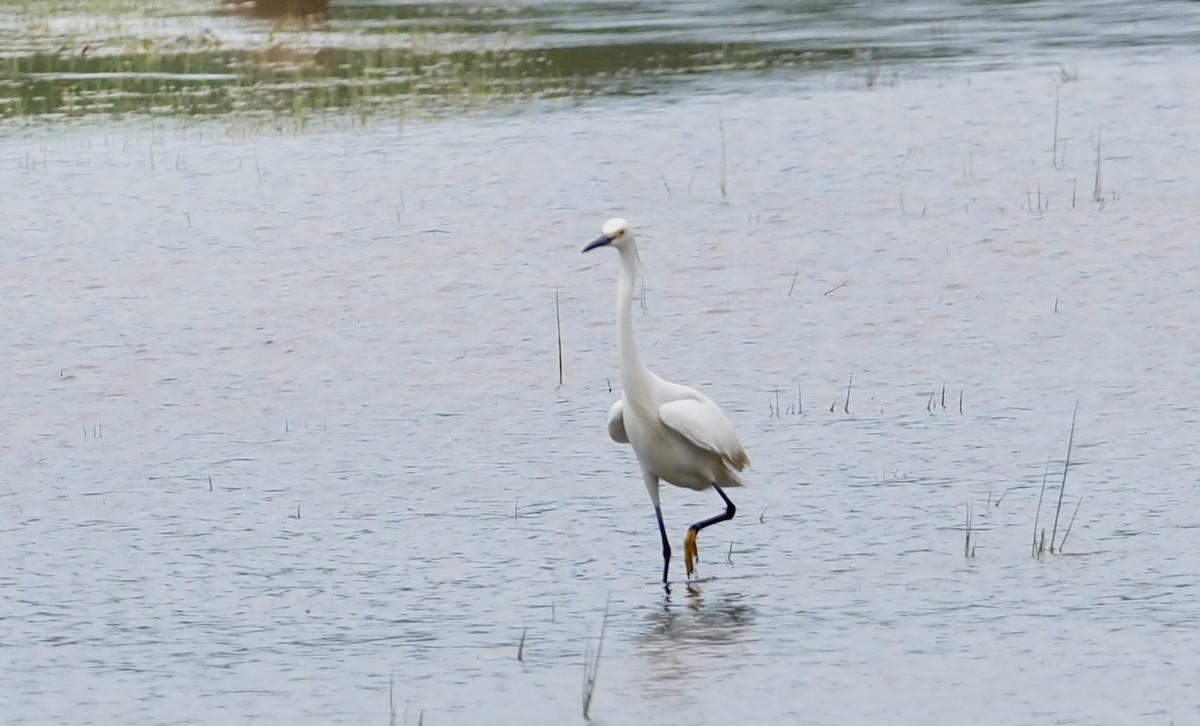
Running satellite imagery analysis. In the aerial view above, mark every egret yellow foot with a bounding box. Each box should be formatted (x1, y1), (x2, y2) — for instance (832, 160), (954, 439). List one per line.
(684, 527), (699, 577)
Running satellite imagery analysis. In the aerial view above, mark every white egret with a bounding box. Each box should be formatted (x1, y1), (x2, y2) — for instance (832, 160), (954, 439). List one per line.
(582, 217), (750, 584)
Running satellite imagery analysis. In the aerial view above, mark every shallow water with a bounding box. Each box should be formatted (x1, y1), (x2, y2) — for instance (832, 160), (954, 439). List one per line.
(4, 4), (1200, 724)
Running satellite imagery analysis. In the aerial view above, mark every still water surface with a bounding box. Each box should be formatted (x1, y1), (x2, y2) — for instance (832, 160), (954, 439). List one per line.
(3, 3), (1200, 724)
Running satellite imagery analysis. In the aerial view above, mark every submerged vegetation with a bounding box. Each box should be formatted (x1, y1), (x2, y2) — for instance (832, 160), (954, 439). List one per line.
(0, 0), (846, 122)
(13, 0), (1190, 123)
(3, 0), (1193, 122)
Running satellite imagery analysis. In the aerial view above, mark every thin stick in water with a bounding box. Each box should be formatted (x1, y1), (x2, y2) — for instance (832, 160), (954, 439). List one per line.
(1059, 496), (1083, 552)
(581, 643), (591, 715)
(1049, 402), (1078, 553)
(555, 285), (563, 385)
(823, 280), (849, 296)
(1052, 87), (1060, 167)
(1032, 459), (1050, 557)
(518, 627), (527, 662)
(389, 672), (396, 726)
(844, 373), (852, 415)
(718, 119), (727, 198)
(964, 498), (973, 557)
(582, 596), (610, 720)
(788, 270), (798, 297)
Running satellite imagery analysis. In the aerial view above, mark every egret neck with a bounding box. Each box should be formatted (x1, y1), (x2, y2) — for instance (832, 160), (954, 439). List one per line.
(615, 240), (651, 404)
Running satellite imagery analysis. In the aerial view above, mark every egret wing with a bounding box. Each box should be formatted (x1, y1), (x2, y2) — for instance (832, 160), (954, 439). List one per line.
(607, 400), (629, 444)
(658, 397), (750, 470)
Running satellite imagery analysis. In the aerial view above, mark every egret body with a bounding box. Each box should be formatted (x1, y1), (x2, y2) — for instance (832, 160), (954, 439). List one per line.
(582, 217), (750, 584)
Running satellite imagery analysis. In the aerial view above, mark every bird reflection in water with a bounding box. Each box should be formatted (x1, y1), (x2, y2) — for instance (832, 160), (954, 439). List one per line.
(641, 584), (757, 650)
(636, 584), (757, 690)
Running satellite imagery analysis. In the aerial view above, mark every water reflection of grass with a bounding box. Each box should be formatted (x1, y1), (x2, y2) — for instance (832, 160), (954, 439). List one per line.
(2, 44), (591, 120)
(0, 0), (832, 121)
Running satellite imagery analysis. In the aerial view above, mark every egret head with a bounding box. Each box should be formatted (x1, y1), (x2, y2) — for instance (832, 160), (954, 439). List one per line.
(582, 217), (632, 253)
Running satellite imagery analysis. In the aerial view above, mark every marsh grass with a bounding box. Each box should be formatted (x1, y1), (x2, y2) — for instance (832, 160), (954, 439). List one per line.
(1059, 496), (1083, 551)
(389, 672), (396, 726)
(1051, 86), (1063, 169)
(1032, 403), (1081, 558)
(1049, 402), (1078, 551)
(771, 381), (807, 417)
(718, 118), (727, 197)
(1032, 460), (1050, 557)
(963, 498), (976, 557)
(554, 285), (563, 386)
(581, 597), (610, 720)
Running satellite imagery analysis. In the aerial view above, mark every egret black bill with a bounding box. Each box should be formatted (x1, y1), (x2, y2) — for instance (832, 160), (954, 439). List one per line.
(582, 235), (612, 252)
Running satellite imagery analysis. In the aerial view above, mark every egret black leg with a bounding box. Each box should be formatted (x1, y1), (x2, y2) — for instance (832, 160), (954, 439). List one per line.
(654, 505), (672, 584)
(690, 484), (737, 535)
(683, 484), (736, 577)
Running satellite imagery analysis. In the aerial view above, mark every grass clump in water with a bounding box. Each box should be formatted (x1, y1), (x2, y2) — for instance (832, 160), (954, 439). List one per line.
(1032, 402), (1083, 558)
